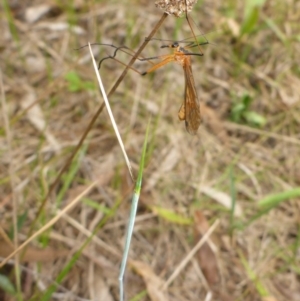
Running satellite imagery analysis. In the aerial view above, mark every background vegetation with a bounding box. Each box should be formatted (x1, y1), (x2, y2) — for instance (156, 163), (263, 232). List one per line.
(0, 0), (299, 300)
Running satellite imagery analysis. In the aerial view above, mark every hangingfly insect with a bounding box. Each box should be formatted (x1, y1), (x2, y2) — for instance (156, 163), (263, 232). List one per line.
(140, 41), (204, 135)
(96, 34), (208, 135)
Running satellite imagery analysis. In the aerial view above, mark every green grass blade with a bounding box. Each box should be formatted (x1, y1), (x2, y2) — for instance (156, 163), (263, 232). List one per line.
(153, 207), (192, 225)
(39, 251), (82, 301)
(38, 189), (122, 301)
(129, 289), (147, 301)
(263, 16), (287, 44)
(240, 0), (266, 36)
(258, 187), (300, 208)
(237, 187), (300, 230)
(119, 121), (150, 301)
(2, 0), (19, 42)
(55, 143), (89, 206)
(229, 166), (237, 233)
(82, 197), (113, 215)
(238, 250), (269, 297)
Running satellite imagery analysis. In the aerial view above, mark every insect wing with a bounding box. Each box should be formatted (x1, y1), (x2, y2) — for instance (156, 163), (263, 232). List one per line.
(183, 63), (201, 135)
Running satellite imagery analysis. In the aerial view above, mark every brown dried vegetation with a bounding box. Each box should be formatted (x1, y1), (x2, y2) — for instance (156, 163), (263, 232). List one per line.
(0, 0), (300, 300)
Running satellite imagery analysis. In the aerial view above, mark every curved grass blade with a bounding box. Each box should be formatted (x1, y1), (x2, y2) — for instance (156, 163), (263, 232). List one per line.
(258, 187), (300, 209)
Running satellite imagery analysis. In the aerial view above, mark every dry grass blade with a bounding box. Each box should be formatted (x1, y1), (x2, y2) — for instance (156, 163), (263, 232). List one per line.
(88, 43), (134, 180)
(1, 1), (300, 300)
(0, 180), (98, 268)
(193, 211), (219, 286)
(162, 219), (220, 290)
(130, 260), (168, 301)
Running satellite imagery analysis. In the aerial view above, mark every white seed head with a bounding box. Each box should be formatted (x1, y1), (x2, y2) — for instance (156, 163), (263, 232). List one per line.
(155, 0), (198, 17)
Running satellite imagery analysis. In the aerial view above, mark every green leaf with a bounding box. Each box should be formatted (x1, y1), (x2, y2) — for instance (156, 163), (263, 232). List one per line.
(230, 94), (266, 127)
(242, 94), (252, 108)
(0, 274), (16, 295)
(153, 207), (192, 225)
(230, 103), (245, 123)
(241, 0), (267, 36)
(243, 111), (266, 127)
(241, 6), (260, 35)
(65, 72), (95, 92)
(65, 72), (81, 92)
(244, 0), (266, 19)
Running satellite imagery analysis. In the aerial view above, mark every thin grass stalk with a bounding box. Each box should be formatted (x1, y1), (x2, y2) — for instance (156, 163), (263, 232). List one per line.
(88, 43), (134, 180)
(229, 166), (237, 235)
(0, 69), (22, 295)
(119, 122), (150, 301)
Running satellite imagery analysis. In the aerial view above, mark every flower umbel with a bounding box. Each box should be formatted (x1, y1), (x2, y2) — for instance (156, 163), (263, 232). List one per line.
(155, 0), (198, 17)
